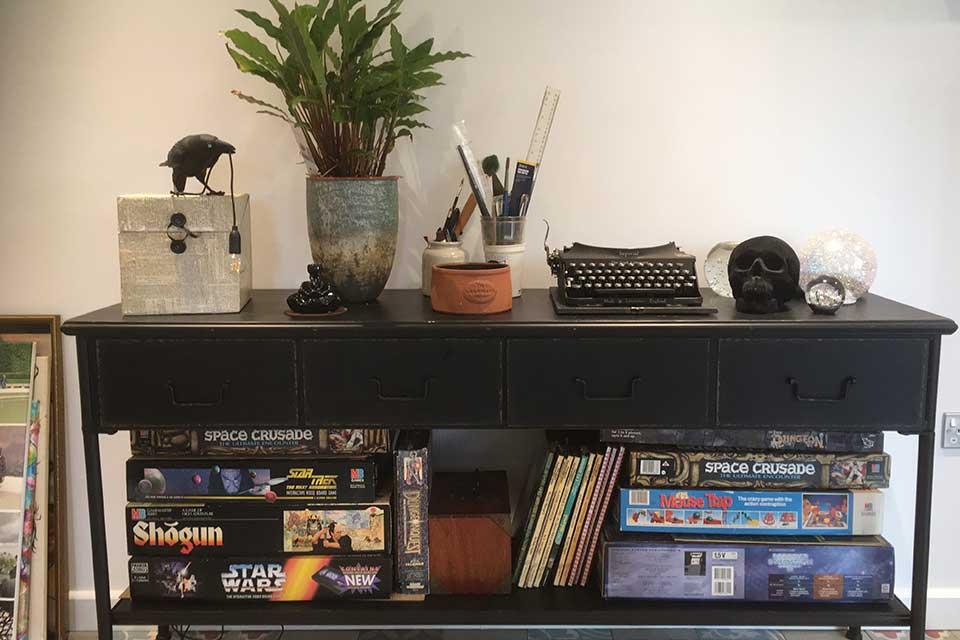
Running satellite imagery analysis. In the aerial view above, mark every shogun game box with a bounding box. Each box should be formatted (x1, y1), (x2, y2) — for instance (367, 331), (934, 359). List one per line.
(599, 528), (894, 602)
(618, 488), (883, 536)
(127, 495), (390, 556)
(127, 458), (377, 502)
(129, 427), (390, 457)
(128, 555), (392, 601)
(627, 449), (890, 489)
(601, 429), (883, 454)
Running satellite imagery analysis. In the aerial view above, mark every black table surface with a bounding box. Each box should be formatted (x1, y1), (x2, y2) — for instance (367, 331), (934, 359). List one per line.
(63, 288), (957, 335)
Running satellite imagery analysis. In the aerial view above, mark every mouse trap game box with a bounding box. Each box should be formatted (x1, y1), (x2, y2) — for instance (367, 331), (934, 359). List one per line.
(617, 488), (883, 536)
(127, 494), (391, 557)
(128, 555), (392, 601)
(599, 527), (894, 602)
(627, 449), (890, 489)
(127, 457), (377, 502)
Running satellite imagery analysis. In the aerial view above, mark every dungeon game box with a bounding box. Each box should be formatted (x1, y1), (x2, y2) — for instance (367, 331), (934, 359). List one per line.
(127, 494), (390, 556)
(599, 528), (894, 602)
(128, 554), (392, 601)
(601, 429), (883, 454)
(627, 449), (890, 489)
(617, 488), (883, 536)
(127, 458), (377, 502)
(394, 430), (430, 596)
(129, 427), (390, 457)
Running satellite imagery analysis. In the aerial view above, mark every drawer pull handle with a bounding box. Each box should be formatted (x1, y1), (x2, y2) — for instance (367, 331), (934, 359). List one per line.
(787, 376), (857, 403)
(370, 377), (433, 401)
(573, 376), (642, 401)
(167, 380), (230, 407)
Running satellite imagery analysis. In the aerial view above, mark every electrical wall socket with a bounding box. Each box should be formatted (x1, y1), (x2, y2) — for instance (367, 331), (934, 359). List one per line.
(943, 413), (960, 448)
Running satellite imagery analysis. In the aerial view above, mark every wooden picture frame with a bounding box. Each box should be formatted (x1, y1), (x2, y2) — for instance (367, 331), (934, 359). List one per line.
(0, 316), (66, 640)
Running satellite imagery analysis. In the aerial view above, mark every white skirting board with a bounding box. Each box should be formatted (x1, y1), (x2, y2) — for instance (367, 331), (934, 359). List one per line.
(67, 589), (960, 633)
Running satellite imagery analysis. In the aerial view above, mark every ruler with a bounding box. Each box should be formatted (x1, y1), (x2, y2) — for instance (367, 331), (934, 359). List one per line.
(525, 86), (561, 167)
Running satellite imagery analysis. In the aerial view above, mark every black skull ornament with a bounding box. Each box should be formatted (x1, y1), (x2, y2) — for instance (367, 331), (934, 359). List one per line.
(728, 236), (802, 314)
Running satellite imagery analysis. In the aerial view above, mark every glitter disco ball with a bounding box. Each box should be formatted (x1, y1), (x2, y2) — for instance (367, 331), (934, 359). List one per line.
(704, 241), (739, 298)
(799, 229), (877, 304)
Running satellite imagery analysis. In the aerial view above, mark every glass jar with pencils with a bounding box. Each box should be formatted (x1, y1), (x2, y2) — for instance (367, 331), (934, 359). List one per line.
(422, 240), (466, 296)
(482, 209), (527, 298)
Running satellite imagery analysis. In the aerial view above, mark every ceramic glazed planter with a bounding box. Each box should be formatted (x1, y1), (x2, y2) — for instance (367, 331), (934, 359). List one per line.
(306, 176), (399, 303)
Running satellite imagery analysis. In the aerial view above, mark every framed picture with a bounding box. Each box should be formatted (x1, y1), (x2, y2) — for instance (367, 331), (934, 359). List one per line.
(0, 317), (66, 640)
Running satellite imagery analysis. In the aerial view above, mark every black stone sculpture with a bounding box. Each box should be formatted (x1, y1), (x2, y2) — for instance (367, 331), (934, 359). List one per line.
(728, 236), (803, 314)
(287, 264), (344, 314)
(161, 134), (236, 195)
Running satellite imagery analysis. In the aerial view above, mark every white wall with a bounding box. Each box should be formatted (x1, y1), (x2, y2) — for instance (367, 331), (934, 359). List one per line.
(2, 0), (960, 631)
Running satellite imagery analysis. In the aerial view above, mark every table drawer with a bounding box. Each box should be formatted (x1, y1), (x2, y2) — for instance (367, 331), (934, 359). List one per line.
(508, 339), (711, 427)
(96, 339), (298, 427)
(718, 338), (929, 429)
(303, 339), (502, 426)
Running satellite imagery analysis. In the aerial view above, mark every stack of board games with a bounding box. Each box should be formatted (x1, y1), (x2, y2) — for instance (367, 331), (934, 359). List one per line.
(126, 428), (397, 603)
(513, 444), (626, 589)
(598, 429), (895, 603)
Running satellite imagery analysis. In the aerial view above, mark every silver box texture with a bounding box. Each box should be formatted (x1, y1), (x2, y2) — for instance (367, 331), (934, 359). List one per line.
(118, 194), (252, 316)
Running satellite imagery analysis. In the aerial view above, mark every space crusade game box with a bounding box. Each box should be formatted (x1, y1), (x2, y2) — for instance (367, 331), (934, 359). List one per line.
(600, 429), (883, 454)
(129, 427), (390, 457)
(127, 457), (377, 502)
(128, 555), (392, 601)
(617, 488), (883, 536)
(627, 449), (890, 489)
(126, 493), (390, 556)
(598, 527), (894, 602)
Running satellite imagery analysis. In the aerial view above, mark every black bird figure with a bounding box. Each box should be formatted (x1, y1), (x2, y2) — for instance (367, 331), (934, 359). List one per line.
(160, 134), (236, 195)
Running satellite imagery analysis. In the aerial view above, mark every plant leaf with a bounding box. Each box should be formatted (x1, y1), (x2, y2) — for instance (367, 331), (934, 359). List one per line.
(389, 24), (406, 63)
(225, 45), (283, 89)
(235, 9), (284, 42)
(231, 89), (290, 117)
(224, 29), (282, 72)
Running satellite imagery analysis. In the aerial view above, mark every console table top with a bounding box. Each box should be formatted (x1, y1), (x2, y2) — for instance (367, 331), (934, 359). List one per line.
(63, 289), (956, 336)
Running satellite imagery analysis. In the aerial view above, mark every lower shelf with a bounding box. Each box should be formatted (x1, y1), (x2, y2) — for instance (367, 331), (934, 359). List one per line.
(111, 591), (912, 628)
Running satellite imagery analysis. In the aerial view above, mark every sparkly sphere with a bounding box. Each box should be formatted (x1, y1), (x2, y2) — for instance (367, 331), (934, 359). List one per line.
(799, 229), (877, 304)
(192, 474), (203, 485)
(805, 275), (845, 315)
(704, 241), (739, 298)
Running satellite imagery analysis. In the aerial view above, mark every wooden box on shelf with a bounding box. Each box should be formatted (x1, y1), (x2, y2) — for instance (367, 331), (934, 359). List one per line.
(428, 470), (512, 594)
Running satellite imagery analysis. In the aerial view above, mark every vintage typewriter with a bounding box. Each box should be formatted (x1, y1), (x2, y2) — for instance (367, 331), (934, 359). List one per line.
(545, 224), (714, 315)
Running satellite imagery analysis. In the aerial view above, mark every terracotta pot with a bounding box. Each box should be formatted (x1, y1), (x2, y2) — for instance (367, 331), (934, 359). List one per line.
(430, 263), (512, 315)
(305, 175), (399, 304)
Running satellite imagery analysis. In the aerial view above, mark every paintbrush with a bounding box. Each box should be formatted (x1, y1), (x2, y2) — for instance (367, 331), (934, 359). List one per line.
(454, 194), (478, 237)
(482, 155), (505, 196)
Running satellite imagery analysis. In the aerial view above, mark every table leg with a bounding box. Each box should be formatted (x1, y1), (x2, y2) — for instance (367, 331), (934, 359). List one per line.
(911, 430), (935, 640)
(83, 430), (113, 640)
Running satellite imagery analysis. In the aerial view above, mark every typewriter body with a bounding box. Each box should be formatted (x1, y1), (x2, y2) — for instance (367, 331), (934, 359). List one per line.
(545, 233), (703, 310)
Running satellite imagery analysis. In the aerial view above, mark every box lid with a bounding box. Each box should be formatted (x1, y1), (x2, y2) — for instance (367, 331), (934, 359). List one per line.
(118, 193), (249, 233)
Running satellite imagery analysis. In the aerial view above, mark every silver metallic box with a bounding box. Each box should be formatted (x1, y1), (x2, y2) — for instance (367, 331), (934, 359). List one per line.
(118, 194), (252, 316)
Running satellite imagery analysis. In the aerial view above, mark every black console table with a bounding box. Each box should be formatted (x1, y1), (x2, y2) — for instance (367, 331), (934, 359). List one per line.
(63, 289), (956, 640)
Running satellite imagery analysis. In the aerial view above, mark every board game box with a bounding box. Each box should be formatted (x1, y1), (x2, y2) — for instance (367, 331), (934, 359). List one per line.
(127, 495), (390, 556)
(128, 554), (392, 601)
(127, 458), (377, 502)
(599, 528), (894, 602)
(394, 430), (430, 595)
(617, 488), (883, 536)
(601, 429), (883, 454)
(627, 449), (890, 489)
(129, 427), (390, 457)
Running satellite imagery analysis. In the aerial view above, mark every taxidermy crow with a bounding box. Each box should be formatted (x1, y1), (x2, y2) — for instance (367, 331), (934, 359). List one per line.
(160, 134), (236, 195)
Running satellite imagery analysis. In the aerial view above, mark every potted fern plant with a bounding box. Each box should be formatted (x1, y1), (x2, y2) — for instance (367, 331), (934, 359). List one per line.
(225, 0), (468, 303)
